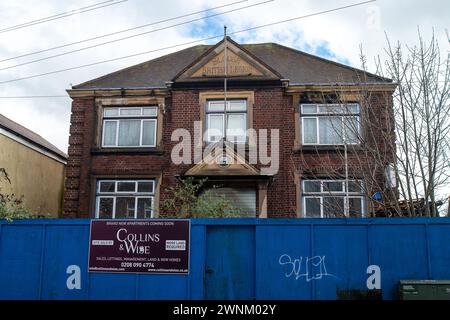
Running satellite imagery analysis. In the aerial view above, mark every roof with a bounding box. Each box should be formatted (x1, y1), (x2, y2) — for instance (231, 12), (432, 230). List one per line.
(73, 40), (391, 89)
(0, 113), (68, 161)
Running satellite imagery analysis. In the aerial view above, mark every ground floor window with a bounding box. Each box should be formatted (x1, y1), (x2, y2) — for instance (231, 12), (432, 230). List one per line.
(301, 179), (365, 218)
(95, 180), (155, 219)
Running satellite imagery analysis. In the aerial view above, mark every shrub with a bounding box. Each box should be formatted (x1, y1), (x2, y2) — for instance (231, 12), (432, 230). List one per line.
(162, 177), (242, 218)
(0, 168), (33, 222)
(192, 189), (243, 218)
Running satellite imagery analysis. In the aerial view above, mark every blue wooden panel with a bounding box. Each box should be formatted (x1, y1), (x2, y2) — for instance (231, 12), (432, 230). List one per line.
(88, 273), (137, 299)
(313, 225), (368, 299)
(138, 274), (188, 299)
(369, 225), (429, 299)
(189, 225), (206, 299)
(0, 224), (44, 299)
(427, 224), (450, 279)
(205, 226), (255, 300)
(255, 225), (312, 299)
(40, 225), (90, 299)
(1, 218), (450, 300)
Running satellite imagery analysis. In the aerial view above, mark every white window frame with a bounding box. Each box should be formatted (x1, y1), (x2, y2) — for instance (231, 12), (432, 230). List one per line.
(95, 180), (155, 219)
(136, 196), (154, 219)
(102, 106), (158, 148)
(206, 113), (224, 143)
(205, 99), (247, 143)
(301, 179), (366, 218)
(385, 163), (397, 188)
(300, 103), (361, 146)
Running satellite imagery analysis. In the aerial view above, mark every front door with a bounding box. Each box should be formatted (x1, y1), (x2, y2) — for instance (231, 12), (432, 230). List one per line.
(205, 226), (255, 299)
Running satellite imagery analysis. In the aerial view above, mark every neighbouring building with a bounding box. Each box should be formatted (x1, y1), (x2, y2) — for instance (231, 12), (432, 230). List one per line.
(63, 37), (397, 219)
(0, 114), (67, 217)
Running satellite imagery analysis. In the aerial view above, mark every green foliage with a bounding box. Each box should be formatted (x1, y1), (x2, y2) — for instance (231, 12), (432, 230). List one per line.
(162, 177), (205, 218)
(192, 189), (242, 218)
(162, 177), (242, 218)
(0, 193), (33, 222)
(0, 168), (33, 222)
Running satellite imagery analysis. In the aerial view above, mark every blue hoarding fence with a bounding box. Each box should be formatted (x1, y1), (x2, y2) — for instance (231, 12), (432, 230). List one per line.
(1, 218), (450, 300)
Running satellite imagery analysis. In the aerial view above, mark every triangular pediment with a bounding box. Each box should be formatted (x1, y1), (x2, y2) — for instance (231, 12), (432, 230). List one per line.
(174, 37), (281, 82)
(184, 140), (260, 176)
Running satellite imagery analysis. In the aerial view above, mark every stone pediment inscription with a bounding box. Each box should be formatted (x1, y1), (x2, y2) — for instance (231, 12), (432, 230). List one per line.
(191, 49), (263, 78)
(173, 38), (280, 82)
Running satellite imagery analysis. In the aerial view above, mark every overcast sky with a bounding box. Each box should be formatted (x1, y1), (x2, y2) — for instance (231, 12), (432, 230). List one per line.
(0, 0), (448, 153)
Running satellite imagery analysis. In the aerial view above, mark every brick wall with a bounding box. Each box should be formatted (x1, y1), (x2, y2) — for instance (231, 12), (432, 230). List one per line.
(63, 97), (94, 217)
(63, 88), (394, 218)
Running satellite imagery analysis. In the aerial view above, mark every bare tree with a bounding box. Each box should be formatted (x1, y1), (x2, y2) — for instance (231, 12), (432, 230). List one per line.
(0, 168), (10, 184)
(294, 30), (449, 218)
(378, 30), (449, 217)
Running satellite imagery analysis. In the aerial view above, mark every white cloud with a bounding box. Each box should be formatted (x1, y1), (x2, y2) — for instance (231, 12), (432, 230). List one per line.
(0, 0), (448, 154)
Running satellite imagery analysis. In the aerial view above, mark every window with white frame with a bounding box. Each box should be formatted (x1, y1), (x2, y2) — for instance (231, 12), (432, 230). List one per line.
(301, 103), (361, 145)
(205, 99), (247, 143)
(385, 163), (397, 188)
(302, 179), (365, 218)
(95, 180), (155, 219)
(102, 106), (157, 147)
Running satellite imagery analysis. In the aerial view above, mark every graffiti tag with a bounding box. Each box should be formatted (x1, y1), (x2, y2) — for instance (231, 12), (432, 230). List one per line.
(278, 254), (335, 282)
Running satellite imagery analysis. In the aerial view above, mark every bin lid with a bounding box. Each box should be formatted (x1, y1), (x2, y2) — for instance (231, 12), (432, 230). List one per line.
(400, 280), (450, 285)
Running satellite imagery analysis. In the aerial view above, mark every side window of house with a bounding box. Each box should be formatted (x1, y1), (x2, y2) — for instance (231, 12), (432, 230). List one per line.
(102, 106), (157, 147)
(301, 103), (360, 145)
(96, 180), (155, 219)
(205, 99), (247, 143)
(302, 179), (365, 218)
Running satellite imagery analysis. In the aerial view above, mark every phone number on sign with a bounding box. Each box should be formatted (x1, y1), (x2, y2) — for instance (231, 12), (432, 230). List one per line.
(121, 262), (154, 268)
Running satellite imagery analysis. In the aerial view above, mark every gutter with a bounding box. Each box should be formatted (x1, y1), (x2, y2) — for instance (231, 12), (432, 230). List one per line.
(67, 87), (169, 98)
(286, 82), (398, 93)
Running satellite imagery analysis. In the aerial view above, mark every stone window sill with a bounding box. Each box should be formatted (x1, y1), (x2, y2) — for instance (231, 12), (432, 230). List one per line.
(292, 145), (364, 153)
(90, 147), (164, 155)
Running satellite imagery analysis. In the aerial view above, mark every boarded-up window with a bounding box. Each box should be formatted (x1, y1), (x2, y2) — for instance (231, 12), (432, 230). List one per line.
(205, 187), (256, 217)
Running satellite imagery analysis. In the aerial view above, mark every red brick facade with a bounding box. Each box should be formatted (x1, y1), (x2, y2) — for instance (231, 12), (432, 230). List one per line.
(63, 86), (395, 218)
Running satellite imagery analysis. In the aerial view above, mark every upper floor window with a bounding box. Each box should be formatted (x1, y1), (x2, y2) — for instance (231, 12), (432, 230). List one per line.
(95, 179), (155, 219)
(205, 99), (247, 143)
(102, 106), (157, 148)
(301, 103), (360, 145)
(302, 179), (365, 218)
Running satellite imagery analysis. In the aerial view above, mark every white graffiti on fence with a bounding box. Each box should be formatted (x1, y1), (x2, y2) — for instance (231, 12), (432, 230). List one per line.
(278, 254), (336, 282)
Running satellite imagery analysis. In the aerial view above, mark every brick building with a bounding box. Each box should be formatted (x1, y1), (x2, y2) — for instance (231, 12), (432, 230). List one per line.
(63, 37), (396, 219)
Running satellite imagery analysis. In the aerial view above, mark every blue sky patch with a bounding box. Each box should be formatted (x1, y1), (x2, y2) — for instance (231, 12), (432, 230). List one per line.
(183, 18), (352, 67)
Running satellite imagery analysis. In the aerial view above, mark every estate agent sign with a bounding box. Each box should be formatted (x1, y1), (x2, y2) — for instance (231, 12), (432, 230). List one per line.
(88, 219), (190, 274)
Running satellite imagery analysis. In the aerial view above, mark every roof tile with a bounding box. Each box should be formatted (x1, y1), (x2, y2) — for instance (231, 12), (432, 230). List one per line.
(73, 41), (391, 89)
